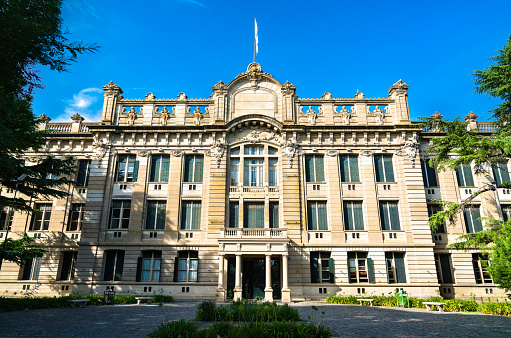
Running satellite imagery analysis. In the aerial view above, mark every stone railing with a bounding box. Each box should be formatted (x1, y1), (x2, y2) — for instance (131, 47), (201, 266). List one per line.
(47, 123), (71, 133)
(220, 228), (287, 239)
(477, 122), (497, 132)
(229, 186), (279, 196)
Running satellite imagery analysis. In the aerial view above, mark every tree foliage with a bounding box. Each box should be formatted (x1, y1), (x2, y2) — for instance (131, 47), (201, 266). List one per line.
(1, 236), (46, 266)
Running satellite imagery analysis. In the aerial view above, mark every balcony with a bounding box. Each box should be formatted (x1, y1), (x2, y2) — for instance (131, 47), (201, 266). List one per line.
(228, 186), (279, 199)
(182, 183), (203, 197)
(220, 228), (287, 239)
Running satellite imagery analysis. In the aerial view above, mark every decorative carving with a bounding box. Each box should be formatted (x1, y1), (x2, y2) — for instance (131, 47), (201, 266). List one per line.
(384, 105), (392, 115)
(394, 149), (403, 156)
(158, 107), (171, 126)
(431, 111), (443, 119)
(325, 150), (339, 156)
(205, 107), (209, 115)
(318, 105), (324, 114)
(280, 139), (299, 168)
(306, 106), (316, 125)
(39, 113), (51, 122)
(281, 80), (296, 94)
(172, 106), (176, 114)
(206, 140), (227, 168)
(339, 106), (352, 125)
(177, 92), (188, 100)
(92, 134), (108, 167)
(137, 150), (150, 157)
(389, 79), (409, 92)
(71, 113), (84, 123)
(354, 92), (365, 100)
(351, 105), (357, 114)
(321, 92), (332, 99)
(359, 150), (374, 157)
(403, 140), (418, 167)
(212, 81), (227, 92)
(153, 106), (159, 114)
(122, 107), (139, 126)
(170, 150), (182, 157)
(372, 106), (385, 125)
(145, 92), (156, 100)
(464, 111), (478, 121)
(103, 81), (123, 94)
(193, 107), (203, 126)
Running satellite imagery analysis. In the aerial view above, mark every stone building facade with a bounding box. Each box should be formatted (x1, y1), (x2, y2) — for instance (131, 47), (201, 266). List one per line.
(0, 63), (508, 300)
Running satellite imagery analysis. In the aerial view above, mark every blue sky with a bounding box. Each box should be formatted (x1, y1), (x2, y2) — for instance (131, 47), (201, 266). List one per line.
(32, 0), (511, 123)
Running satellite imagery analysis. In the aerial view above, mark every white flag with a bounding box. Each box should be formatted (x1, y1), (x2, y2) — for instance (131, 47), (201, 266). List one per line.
(254, 18), (258, 55)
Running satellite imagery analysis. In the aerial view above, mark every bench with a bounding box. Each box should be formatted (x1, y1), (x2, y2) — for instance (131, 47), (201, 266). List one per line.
(423, 302), (446, 312)
(135, 297), (154, 305)
(358, 298), (374, 306)
(68, 299), (90, 308)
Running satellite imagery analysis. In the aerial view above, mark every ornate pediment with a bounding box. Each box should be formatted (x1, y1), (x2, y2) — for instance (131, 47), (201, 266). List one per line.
(103, 81), (123, 94)
(389, 79), (409, 92)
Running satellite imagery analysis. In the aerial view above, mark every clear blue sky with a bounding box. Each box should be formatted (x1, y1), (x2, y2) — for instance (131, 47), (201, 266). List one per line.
(32, 0), (511, 123)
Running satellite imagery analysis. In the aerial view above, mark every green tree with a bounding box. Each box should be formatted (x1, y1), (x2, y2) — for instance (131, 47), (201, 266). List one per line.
(0, 0), (99, 267)
(421, 34), (511, 291)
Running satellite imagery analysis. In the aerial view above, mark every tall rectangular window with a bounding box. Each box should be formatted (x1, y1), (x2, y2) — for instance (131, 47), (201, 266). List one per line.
(244, 146), (263, 155)
(115, 155), (138, 182)
(348, 252), (374, 283)
(456, 163), (474, 187)
(374, 155), (395, 182)
(76, 160), (91, 187)
(379, 201), (400, 231)
(109, 200), (131, 229)
(307, 201), (328, 230)
(343, 201), (364, 231)
(434, 253), (453, 284)
(181, 201), (201, 230)
(137, 251), (162, 282)
(244, 159), (264, 186)
(146, 201), (166, 230)
(310, 252), (334, 283)
(184, 155), (203, 183)
(150, 155), (170, 182)
(230, 159), (239, 186)
(19, 257), (42, 281)
(103, 251), (124, 281)
(269, 202), (279, 228)
(67, 203), (85, 231)
(492, 162), (510, 186)
(176, 251), (198, 282)
(0, 207), (13, 231)
(427, 204), (445, 233)
(30, 203), (52, 231)
(502, 204), (511, 223)
(59, 251), (77, 281)
(229, 202), (239, 228)
(472, 253), (493, 284)
(305, 155), (325, 182)
(244, 202), (264, 228)
(340, 155), (359, 182)
(421, 160), (438, 187)
(385, 252), (406, 284)
(269, 159), (278, 186)
(463, 205), (483, 233)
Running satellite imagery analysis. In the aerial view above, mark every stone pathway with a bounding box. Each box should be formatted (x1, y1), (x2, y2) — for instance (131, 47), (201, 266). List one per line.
(0, 301), (510, 337)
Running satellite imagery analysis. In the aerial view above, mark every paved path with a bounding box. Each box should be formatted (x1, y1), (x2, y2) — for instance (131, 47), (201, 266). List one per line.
(0, 301), (510, 337)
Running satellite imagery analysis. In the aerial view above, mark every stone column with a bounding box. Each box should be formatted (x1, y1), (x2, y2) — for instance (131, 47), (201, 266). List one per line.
(281, 254), (291, 302)
(234, 254), (242, 300)
(217, 255), (226, 300)
(264, 254), (273, 301)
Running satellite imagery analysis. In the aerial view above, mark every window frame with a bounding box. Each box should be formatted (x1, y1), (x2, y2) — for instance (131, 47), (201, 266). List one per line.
(103, 250), (125, 281)
(0, 207), (14, 231)
(456, 163), (475, 187)
(463, 205), (483, 233)
(307, 200), (328, 231)
(109, 200), (131, 230)
(472, 253), (493, 284)
(180, 200), (201, 230)
(145, 200), (166, 230)
(176, 251), (198, 282)
(244, 158), (264, 186)
(385, 252), (407, 284)
(184, 155), (204, 183)
(230, 158), (240, 186)
(115, 155), (138, 182)
(492, 162), (510, 186)
(427, 204), (445, 233)
(19, 257), (42, 281)
(305, 155), (325, 183)
(76, 160), (91, 187)
(340, 155), (360, 183)
(348, 252), (373, 284)
(501, 204), (511, 223)
(379, 201), (401, 231)
(343, 200), (364, 231)
(138, 251), (162, 282)
(30, 203), (52, 231)
(59, 251), (77, 281)
(149, 154), (170, 183)
(67, 203), (85, 232)
(421, 159), (438, 187)
(434, 253), (454, 284)
(244, 202), (265, 229)
(374, 155), (395, 183)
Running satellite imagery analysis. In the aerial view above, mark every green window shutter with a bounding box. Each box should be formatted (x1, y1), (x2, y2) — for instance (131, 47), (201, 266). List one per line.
(160, 156), (170, 182)
(380, 202), (390, 231)
(421, 160), (429, 187)
(173, 257), (179, 282)
(394, 253), (406, 283)
(367, 258), (375, 284)
(472, 208), (483, 232)
(181, 202), (190, 230)
(375, 156), (384, 182)
(463, 209), (474, 233)
(146, 202), (156, 230)
(456, 166), (465, 187)
(340, 156), (349, 182)
(310, 252), (319, 283)
(439, 254), (453, 284)
(156, 202), (166, 230)
(305, 156), (314, 182)
(426, 162), (438, 187)
(316, 156), (325, 182)
(136, 257), (143, 282)
(132, 161), (139, 182)
(350, 156), (359, 182)
(256, 203), (264, 228)
(498, 162), (510, 185)
(463, 164), (474, 187)
(114, 251), (124, 281)
(353, 202), (364, 230)
(329, 258), (335, 283)
(389, 202), (401, 230)
(229, 202), (239, 228)
(318, 202), (328, 230)
(343, 202), (353, 231)
(150, 156), (160, 182)
(383, 156), (394, 182)
(270, 202), (279, 229)
(194, 156), (203, 182)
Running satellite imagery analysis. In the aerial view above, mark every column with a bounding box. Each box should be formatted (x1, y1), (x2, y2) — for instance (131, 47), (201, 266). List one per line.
(217, 254), (226, 301)
(264, 254), (273, 301)
(281, 254), (291, 302)
(234, 254), (242, 300)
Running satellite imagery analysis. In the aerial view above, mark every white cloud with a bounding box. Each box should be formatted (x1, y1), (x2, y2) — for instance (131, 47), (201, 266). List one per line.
(180, 0), (209, 9)
(54, 88), (103, 122)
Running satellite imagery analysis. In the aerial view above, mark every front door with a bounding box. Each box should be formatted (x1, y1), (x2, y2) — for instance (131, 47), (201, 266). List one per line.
(242, 258), (265, 299)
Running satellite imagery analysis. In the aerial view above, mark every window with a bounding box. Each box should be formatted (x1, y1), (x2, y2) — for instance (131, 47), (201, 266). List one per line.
(67, 204), (85, 231)
(230, 159), (239, 186)
(269, 202), (279, 228)
(472, 253), (492, 284)
(385, 252), (406, 283)
(109, 200), (131, 229)
(76, 160), (91, 187)
(30, 203), (52, 231)
(184, 155), (203, 183)
(244, 202), (264, 228)
(181, 201), (201, 230)
(305, 155), (325, 182)
(502, 205), (511, 223)
(343, 201), (364, 231)
(244, 159), (264, 186)
(310, 252), (334, 283)
(175, 251), (198, 282)
(374, 155), (395, 182)
(146, 201), (166, 230)
(103, 251), (124, 281)
(492, 162), (510, 186)
(244, 146), (263, 155)
(59, 251), (77, 281)
(269, 159), (278, 186)
(427, 204), (445, 233)
(463, 205), (483, 233)
(421, 160), (438, 187)
(19, 257), (42, 281)
(0, 207), (13, 231)
(137, 251), (162, 282)
(379, 201), (400, 231)
(348, 252), (373, 283)
(150, 155), (170, 182)
(229, 202), (239, 228)
(307, 201), (328, 230)
(340, 155), (359, 182)
(456, 163), (474, 187)
(434, 253), (453, 284)
(115, 155), (138, 182)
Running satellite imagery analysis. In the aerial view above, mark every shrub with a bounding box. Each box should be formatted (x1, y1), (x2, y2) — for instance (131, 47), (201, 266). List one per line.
(478, 302), (511, 316)
(196, 300), (217, 321)
(149, 319), (198, 338)
(445, 299), (478, 312)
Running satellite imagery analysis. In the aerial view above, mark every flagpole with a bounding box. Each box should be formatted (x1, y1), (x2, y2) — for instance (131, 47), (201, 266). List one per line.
(253, 17), (256, 63)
